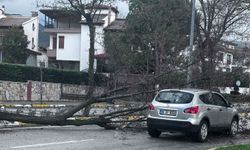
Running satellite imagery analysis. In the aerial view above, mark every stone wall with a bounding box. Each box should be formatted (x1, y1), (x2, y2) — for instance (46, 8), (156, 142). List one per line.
(0, 81), (27, 101)
(31, 81), (61, 101)
(62, 84), (105, 96)
(0, 80), (105, 101)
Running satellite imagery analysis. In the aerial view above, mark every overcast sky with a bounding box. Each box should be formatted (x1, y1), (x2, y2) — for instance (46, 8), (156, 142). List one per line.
(0, 0), (129, 18)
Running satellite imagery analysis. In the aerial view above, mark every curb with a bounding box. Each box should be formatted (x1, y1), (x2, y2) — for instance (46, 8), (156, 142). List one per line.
(0, 103), (125, 109)
(0, 103), (129, 109)
(0, 104), (66, 109)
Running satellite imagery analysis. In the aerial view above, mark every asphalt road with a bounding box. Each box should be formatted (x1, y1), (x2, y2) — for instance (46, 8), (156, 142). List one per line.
(0, 126), (250, 150)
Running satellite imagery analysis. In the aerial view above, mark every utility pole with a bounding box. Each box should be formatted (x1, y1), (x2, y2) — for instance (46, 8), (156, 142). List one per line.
(187, 0), (196, 88)
(40, 61), (45, 104)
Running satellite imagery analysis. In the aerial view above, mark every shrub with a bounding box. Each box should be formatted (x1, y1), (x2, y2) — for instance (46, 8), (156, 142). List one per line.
(223, 94), (250, 103)
(0, 63), (107, 86)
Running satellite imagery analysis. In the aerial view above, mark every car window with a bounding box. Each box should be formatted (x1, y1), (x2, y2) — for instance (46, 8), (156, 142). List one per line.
(155, 91), (194, 104)
(199, 93), (214, 105)
(212, 93), (227, 107)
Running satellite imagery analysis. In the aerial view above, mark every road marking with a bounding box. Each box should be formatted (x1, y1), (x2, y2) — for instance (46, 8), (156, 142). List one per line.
(11, 139), (94, 149)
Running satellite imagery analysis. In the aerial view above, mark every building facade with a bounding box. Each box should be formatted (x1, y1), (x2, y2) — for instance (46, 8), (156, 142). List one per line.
(40, 6), (118, 71)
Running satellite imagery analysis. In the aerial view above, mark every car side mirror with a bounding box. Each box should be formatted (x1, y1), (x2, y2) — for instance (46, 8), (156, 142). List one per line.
(227, 102), (233, 107)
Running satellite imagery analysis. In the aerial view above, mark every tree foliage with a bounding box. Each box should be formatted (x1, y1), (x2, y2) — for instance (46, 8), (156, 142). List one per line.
(2, 26), (29, 64)
(106, 0), (191, 76)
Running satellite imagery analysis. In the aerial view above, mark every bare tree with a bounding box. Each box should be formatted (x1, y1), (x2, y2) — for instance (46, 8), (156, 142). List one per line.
(197, 0), (250, 88)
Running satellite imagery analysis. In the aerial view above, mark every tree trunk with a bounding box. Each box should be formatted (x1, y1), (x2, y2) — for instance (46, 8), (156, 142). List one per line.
(208, 43), (216, 90)
(84, 24), (96, 116)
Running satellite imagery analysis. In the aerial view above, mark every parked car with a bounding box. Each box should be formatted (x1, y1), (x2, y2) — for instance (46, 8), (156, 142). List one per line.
(147, 89), (239, 142)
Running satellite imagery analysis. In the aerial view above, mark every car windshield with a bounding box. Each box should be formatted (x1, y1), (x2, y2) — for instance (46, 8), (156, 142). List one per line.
(155, 91), (194, 104)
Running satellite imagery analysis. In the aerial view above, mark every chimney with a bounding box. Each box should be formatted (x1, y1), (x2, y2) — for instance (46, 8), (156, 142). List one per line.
(0, 5), (6, 18)
(31, 11), (38, 17)
(108, 5), (111, 25)
(1, 5), (5, 14)
(0, 5), (5, 15)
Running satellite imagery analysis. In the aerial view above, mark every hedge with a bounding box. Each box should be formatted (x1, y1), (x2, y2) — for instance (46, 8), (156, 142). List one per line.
(223, 94), (250, 103)
(0, 63), (107, 86)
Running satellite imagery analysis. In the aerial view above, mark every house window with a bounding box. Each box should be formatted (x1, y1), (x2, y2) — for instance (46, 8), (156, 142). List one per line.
(59, 36), (64, 49)
(218, 53), (223, 62)
(52, 37), (57, 49)
(227, 54), (232, 65)
(32, 38), (35, 49)
(32, 23), (35, 31)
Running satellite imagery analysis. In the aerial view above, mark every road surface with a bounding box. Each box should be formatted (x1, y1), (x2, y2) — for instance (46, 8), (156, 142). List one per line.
(1, 125), (250, 150)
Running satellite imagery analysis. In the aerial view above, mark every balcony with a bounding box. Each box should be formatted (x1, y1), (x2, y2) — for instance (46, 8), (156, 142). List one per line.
(47, 49), (56, 58)
(41, 9), (81, 33)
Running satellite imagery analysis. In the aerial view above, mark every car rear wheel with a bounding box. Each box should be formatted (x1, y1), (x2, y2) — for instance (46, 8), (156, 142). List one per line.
(194, 121), (208, 142)
(148, 128), (161, 138)
(228, 118), (238, 137)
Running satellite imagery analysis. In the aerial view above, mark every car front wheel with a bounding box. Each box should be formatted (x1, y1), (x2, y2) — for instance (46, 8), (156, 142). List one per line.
(148, 128), (161, 138)
(228, 118), (238, 137)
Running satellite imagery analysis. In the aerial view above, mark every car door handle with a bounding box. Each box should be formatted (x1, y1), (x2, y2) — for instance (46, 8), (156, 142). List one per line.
(219, 108), (223, 111)
(207, 108), (211, 111)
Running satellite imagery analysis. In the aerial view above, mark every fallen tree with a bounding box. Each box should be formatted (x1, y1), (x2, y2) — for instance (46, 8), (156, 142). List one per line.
(0, 105), (147, 128)
(0, 57), (194, 127)
(0, 61), (194, 128)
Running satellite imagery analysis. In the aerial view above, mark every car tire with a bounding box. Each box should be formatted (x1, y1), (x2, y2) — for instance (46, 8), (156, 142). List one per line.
(228, 118), (238, 137)
(194, 121), (208, 142)
(148, 128), (161, 138)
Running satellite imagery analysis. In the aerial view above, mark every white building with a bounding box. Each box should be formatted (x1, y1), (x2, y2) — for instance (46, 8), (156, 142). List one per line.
(216, 41), (250, 73)
(40, 6), (119, 71)
(0, 6), (41, 66)
(215, 41), (235, 72)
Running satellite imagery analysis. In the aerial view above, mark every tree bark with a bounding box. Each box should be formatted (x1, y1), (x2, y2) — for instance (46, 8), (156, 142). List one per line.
(88, 24), (96, 88)
(84, 23), (96, 116)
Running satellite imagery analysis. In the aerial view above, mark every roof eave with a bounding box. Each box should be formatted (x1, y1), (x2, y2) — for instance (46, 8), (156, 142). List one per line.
(26, 49), (42, 55)
(80, 22), (105, 26)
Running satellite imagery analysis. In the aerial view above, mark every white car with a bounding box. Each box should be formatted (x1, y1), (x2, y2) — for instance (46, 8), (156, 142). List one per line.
(147, 89), (239, 142)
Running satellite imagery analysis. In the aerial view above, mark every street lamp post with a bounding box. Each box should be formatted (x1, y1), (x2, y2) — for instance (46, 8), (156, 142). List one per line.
(187, 0), (196, 88)
(40, 61), (45, 104)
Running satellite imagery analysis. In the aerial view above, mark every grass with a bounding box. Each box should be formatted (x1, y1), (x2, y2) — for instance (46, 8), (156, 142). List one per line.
(216, 144), (250, 150)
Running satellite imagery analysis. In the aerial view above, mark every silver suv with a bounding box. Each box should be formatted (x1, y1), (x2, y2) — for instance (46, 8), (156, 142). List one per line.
(147, 89), (239, 142)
